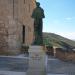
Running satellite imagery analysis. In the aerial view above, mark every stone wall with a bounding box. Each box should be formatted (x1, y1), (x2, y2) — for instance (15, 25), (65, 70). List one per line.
(56, 48), (75, 62)
(0, 0), (36, 53)
(18, 0), (36, 45)
(55, 48), (66, 60)
(0, 22), (8, 51)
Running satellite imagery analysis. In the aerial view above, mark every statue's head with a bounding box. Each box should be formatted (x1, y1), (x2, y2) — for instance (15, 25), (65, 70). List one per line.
(36, 2), (40, 7)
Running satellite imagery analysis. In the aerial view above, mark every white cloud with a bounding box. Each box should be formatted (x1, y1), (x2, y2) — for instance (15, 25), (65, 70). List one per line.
(56, 32), (75, 40)
(66, 17), (72, 20)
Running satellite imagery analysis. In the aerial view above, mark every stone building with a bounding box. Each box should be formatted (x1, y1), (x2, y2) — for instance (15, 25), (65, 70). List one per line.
(0, 0), (36, 54)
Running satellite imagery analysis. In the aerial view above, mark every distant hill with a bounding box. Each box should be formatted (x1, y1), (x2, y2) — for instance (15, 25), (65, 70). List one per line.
(43, 32), (75, 49)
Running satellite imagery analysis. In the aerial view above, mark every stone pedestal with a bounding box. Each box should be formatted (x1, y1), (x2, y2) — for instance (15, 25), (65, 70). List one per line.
(26, 46), (46, 75)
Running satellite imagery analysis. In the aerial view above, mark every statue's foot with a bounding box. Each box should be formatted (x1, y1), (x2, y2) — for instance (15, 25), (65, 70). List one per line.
(32, 41), (43, 46)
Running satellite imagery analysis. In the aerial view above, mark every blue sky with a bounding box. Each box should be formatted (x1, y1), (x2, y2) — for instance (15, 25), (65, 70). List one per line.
(37, 0), (75, 39)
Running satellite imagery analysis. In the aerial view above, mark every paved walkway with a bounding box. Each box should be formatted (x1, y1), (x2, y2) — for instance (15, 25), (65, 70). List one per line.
(0, 56), (28, 72)
(0, 71), (68, 75)
(47, 56), (75, 75)
(0, 55), (75, 75)
(47, 74), (67, 75)
(0, 71), (26, 75)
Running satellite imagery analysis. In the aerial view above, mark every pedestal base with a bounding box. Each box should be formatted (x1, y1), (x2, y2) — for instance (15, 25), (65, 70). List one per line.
(26, 46), (46, 75)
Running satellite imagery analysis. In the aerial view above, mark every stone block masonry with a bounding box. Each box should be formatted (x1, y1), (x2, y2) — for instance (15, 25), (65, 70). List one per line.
(0, 0), (36, 54)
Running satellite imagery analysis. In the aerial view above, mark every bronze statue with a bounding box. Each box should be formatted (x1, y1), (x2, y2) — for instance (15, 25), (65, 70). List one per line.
(31, 2), (45, 45)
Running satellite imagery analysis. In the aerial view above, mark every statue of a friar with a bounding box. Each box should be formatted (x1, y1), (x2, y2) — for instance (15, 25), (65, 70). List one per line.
(31, 2), (45, 45)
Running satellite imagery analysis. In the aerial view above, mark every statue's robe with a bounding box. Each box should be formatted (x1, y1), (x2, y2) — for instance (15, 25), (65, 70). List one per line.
(31, 7), (45, 45)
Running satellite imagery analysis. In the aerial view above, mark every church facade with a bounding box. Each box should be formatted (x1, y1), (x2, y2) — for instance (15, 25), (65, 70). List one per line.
(0, 0), (36, 53)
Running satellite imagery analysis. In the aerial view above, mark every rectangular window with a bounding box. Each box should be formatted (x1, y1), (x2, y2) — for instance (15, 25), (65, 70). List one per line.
(24, 0), (25, 4)
(22, 25), (25, 44)
(13, 0), (14, 18)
